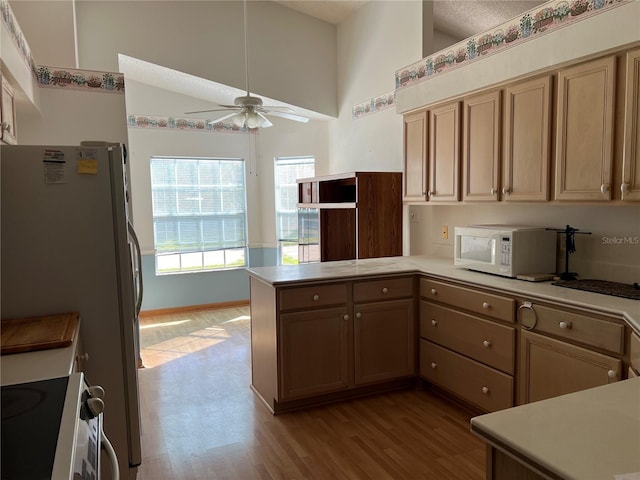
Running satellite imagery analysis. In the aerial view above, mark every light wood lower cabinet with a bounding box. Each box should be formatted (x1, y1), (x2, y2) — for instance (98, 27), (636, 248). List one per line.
(518, 330), (621, 404)
(629, 331), (640, 376)
(354, 299), (415, 385)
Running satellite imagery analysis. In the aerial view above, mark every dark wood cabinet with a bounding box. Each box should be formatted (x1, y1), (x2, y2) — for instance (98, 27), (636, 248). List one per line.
(297, 172), (402, 262)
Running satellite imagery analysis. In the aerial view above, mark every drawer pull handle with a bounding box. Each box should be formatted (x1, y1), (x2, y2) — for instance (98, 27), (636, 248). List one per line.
(431, 319), (438, 327)
(313, 294), (320, 301)
(482, 340), (492, 348)
(559, 321), (572, 330)
(430, 362), (437, 369)
(482, 302), (490, 309)
(382, 287), (389, 294)
(607, 369), (617, 379)
(430, 288), (437, 295)
(482, 386), (490, 395)
(343, 314), (349, 321)
(355, 312), (362, 319)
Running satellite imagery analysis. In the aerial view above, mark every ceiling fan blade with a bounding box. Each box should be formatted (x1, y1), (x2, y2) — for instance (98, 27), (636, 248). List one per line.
(185, 107), (238, 114)
(207, 111), (242, 124)
(256, 112), (273, 128)
(263, 110), (310, 123)
(260, 105), (296, 113)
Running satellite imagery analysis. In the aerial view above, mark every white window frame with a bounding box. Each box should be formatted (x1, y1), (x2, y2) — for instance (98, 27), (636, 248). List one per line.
(149, 156), (248, 274)
(274, 156), (315, 265)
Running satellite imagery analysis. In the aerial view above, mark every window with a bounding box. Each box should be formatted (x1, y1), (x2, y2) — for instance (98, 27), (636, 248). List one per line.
(274, 157), (315, 265)
(150, 157), (247, 274)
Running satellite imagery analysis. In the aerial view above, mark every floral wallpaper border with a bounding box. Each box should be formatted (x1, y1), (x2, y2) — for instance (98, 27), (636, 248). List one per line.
(36, 65), (125, 93)
(0, 0), (37, 81)
(395, 0), (630, 90)
(127, 114), (251, 134)
(352, 90), (396, 120)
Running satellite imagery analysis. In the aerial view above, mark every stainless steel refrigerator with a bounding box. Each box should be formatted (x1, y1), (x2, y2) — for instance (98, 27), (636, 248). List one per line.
(1, 144), (143, 479)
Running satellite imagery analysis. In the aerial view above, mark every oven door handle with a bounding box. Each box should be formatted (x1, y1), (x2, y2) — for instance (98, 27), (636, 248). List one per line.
(101, 430), (120, 480)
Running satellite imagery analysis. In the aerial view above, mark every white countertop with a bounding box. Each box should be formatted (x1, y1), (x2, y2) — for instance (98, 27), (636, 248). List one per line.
(247, 255), (640, 334)
(470, 377), (640, 480)
(0, 321), (80, 386)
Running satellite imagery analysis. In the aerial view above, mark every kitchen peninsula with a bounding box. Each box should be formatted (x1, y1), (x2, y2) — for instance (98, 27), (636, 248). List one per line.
(248, 256), (640, 413)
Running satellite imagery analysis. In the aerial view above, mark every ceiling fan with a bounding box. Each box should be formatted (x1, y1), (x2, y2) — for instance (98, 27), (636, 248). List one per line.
(186, 0), (309, 129)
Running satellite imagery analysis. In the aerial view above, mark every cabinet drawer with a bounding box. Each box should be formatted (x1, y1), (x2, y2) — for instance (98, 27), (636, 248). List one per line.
(353, 277), (413, 303)
(420, 339), (514, 412)
(519, 303), (624, 354)
(630, 332), (640, 374)
(279, 283), (348, 311)
(420, 278), (515, 323)
(420, 301), (515, 374)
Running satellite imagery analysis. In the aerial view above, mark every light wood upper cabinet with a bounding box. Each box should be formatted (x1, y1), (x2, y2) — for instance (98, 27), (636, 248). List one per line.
(622, 48), (640, 201)
(403, 110), (427, 201)
(555, 56), (616, 201)
(503, 76), (552, 202)
(428, 101), (461, 202)
(1, 75), (17, 145)
(462, 90), (501, 201)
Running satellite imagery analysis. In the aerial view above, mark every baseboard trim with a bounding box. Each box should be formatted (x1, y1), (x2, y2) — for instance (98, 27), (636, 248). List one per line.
(140, 300), (250, 318)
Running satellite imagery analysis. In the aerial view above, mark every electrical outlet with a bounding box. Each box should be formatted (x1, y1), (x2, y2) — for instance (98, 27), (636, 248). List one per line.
(441, 225), (448, 240)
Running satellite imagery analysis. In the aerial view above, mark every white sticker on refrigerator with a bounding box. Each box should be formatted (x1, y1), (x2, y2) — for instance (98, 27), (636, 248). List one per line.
(43, 149), (66, 184)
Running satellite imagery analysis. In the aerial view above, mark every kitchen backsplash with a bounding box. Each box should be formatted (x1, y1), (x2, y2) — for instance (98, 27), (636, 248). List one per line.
(409, 204), (639, 284)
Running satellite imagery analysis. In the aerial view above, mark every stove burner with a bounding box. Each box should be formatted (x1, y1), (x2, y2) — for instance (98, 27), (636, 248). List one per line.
(1, 387), (47, 420)
(552, 279), (640, 300)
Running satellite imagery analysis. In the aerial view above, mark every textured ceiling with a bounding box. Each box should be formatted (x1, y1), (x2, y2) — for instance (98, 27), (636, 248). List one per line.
(273, 0), (545, 41)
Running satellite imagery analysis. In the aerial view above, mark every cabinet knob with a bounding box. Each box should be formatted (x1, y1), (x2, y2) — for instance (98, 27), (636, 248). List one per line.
(77, 352), (89, 363)
(490, 187), (496, 195)
(431, 319), (438, 327)
(482, 302), (490, 309)
(502, 186), (510, 195)
(313, 294), (320, 301)
(343, 314), (349, 321)
(482, 340), (491, 348)
(600, 184), (609, 194)
(607, 369), (617, 379)
(430, 288), (437, 295)
(1, 122), (11, 133)
(621, 183), (630, 193)
(428, 190), (435, 197)
(482, 386), (490, 395)
(355, 312), (362, 319)
(430, 362), (437, 369)
(382, 287), (389, 294)
(559, 321), (572, 330)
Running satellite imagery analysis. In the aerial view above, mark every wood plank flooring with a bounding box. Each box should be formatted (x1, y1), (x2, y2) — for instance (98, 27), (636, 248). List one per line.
(137, 307), (486, 479)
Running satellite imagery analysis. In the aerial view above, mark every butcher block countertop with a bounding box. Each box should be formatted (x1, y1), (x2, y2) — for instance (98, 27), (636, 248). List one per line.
(0, 312), (81, 385)
(471, 378), (640, 480)
(247, 255), (640, 334)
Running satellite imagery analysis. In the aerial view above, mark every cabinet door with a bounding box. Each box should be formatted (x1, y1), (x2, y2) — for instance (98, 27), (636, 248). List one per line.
(503, 76), (552, 202)
(279, 307), (351, 400)
(403, 111), (428, 201)
(462, 90), (501, 201)
(622, 48), (640, 201)
(555, 56), (615, 200)
(354, 299), (415, 385)
(429, 101), (460, 201)
(518, 331), (621, 404)
(1, 76), (17, 145)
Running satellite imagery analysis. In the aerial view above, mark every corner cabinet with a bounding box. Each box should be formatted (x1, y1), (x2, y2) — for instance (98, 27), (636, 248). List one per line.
(403, 111), (428, 201)
(555, 56), (616, 201)
(462, 90), (502, 202)
(517, 300), (624, 404)
(297, 172), (402, 262)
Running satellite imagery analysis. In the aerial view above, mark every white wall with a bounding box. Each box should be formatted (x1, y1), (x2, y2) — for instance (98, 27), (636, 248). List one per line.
(410, 204), (640, 285)
(72, 0), (337, 117)
(330, 0), (423, 174)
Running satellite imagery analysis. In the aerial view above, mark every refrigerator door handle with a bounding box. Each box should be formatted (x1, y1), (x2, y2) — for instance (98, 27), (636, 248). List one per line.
(127, 221), (143, 317)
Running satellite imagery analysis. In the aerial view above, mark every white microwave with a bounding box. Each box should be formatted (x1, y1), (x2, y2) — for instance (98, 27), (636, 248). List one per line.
(454, 225), (557, 278)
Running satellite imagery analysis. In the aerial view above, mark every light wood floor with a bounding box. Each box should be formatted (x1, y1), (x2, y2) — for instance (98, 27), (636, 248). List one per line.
(136, 306), (486, 479)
